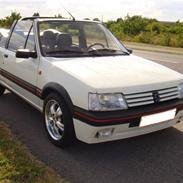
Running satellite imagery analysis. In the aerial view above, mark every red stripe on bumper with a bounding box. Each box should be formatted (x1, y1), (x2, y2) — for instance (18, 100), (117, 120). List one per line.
(74, 104), (183, 124)
(74, 111), (137, 123)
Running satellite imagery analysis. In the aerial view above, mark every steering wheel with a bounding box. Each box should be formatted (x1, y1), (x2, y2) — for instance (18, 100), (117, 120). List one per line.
(87, 43), (105, 51)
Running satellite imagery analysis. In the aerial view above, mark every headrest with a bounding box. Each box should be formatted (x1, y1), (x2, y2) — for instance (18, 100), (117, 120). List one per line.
(42, 31), (55, 40)
(57, 33), (72, 48)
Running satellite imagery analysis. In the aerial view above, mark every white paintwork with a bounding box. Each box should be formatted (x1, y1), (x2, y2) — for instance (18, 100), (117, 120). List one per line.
(0, 79), (42, 111)
(0, 19), (183, 144)
(2, 49), (41, 107)
(47, 55), (183, 91)
(35, 54), (183, 110)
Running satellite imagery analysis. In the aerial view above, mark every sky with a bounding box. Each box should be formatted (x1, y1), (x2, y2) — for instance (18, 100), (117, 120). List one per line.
(0, 0), (183, 22)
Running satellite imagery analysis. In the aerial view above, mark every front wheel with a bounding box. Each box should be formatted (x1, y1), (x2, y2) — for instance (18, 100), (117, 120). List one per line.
(43, 93), (76, 147)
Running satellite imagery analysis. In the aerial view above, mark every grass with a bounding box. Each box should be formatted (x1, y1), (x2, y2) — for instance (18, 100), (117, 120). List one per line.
(124, 41), (183, 55)
(0, 122), (68, 183)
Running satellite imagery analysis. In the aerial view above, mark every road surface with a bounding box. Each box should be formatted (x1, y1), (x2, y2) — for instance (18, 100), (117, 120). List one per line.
(1, 50), (183, 183)
(134, 50), (183, 73)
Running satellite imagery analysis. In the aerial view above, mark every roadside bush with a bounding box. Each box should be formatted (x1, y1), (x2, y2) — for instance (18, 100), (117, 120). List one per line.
(169, 35), (183, 47)
(134, 32), (151, 43)
(107, 15), (183, 48)
(150, 33), (171, 46)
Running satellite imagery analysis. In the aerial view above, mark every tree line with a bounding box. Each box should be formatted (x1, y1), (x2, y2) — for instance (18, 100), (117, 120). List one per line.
(0, 12), (21, 28)
(106, 15), (183, 47)
(1, 12), (183, 48)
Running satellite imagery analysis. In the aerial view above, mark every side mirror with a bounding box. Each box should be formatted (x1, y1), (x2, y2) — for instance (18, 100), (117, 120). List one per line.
(127, 48), (133, 54)
(16, 49), (37, 59)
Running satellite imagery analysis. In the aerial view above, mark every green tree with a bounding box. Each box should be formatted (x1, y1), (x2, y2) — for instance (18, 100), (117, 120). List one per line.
(0, 11), (21, 28)
(123, 15), (149, 35)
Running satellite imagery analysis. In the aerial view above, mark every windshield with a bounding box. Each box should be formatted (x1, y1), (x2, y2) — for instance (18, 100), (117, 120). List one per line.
(38, 21), (129, 57)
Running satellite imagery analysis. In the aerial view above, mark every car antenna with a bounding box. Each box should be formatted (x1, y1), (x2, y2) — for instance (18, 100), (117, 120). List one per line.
(61, 4), (75, 21)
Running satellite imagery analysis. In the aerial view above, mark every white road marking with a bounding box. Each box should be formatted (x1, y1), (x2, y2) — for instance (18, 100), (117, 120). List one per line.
(152, 59), (179, 64)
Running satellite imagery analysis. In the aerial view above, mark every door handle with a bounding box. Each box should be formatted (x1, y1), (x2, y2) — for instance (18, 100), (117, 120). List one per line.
(4, 54), (8, 58)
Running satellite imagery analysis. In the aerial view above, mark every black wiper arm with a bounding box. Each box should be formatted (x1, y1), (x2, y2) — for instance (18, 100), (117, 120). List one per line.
(46, 50), (84, 54)
(100, 48), (130, 55)
(95, 48), (117, 52)
(88, 48), (129, 55)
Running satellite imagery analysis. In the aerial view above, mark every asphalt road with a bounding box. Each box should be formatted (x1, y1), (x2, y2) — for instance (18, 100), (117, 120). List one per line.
(134, 50), (183, 73)
(1, 50), (183, 183)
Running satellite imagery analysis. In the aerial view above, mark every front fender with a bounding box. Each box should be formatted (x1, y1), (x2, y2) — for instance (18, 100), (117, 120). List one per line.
(41, 82), (74, 114)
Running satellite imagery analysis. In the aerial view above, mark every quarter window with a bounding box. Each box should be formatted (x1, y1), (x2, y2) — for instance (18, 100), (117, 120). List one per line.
(8, 21), (33, 51)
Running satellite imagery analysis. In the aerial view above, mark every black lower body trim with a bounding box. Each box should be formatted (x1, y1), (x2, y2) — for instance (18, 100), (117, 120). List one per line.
(0, 68), (42, 98)
(74, 99), (183, 126)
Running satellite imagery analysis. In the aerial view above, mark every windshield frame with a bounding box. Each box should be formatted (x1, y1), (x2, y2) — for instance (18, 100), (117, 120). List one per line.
(37, 20), (129, 58)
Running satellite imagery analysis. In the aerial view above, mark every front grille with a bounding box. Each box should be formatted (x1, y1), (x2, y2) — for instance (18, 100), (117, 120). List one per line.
(124, 86), (179, 107)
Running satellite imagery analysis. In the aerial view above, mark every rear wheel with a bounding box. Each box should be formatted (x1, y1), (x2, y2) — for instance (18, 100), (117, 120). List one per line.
(43, 93), (76, 147)
(0, 85), (5, 96)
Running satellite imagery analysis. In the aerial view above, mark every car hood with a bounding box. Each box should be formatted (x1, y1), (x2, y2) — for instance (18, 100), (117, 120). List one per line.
(48, 55), (183, 94)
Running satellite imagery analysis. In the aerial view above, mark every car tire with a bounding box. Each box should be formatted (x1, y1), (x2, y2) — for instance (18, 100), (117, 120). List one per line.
(43, 93), (76, 147)
(0, 85), (5, 96)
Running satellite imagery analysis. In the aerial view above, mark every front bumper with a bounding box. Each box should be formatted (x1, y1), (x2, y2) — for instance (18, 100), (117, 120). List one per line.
(73, 99), (183, 144)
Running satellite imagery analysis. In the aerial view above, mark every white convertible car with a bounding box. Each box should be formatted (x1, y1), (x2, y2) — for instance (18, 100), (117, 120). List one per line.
(0, 17), (183, 147)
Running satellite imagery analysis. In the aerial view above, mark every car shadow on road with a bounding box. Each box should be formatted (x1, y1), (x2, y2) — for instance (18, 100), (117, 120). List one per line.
(1, 92), (183, 183)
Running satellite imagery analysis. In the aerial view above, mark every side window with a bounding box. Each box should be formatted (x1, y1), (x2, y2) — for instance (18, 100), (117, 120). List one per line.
(8, 21), (32, 51)
(25, 27), (35, 51)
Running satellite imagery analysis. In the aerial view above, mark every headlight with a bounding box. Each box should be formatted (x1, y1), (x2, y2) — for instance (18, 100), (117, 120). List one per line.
(88, 93), (128, 111)
(178, 83), (183, 98)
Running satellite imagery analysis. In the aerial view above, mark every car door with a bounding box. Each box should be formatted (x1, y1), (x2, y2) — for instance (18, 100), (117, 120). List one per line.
(0, 28), (10, 84)
(1, 20), (40, 107)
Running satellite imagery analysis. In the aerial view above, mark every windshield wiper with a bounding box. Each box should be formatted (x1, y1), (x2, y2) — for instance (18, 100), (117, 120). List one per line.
(46, 50), (84, 55)
(88, 48), (129, 56)
(87, 49), (103, 56)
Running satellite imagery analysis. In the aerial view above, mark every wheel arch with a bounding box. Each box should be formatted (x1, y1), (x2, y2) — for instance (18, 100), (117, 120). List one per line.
(41, 82), (74, 115)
